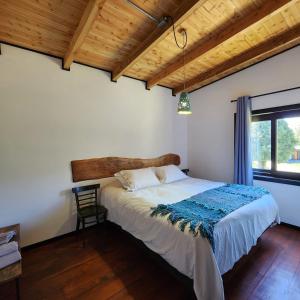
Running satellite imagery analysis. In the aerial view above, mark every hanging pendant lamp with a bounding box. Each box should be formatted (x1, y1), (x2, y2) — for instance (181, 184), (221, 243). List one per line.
(178, 92), (192, 114)
(175, 28), (191, 115)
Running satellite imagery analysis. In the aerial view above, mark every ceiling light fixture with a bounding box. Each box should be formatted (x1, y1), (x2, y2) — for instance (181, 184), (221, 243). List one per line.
(174, 28), (191, 115)
(125, 0), (191, 114)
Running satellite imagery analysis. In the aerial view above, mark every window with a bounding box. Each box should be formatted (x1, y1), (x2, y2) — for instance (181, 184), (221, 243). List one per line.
(251, 104), (300, 185)
(251, 120), (271, 170)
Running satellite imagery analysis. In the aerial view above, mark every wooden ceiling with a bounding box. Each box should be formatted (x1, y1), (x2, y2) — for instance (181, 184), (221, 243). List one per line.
(0, 0), (299, 95)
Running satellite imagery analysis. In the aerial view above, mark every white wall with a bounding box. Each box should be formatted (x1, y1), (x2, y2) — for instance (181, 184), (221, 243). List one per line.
(1, 43), (299, 247)
(0, 44), (187, 246)
(188, 46), (300, 227)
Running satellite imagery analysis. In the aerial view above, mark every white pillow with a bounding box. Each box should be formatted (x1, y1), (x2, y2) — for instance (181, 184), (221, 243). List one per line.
(155, 164), (187, 183)
(114, 167), (160, 191)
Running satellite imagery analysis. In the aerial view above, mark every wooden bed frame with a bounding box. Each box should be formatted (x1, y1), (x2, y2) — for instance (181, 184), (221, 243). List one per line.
(71, 153), (180, 182)
(70, 152), (269, 298)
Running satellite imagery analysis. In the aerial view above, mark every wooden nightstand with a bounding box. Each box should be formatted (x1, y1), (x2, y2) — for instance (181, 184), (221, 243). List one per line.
(0, 224), (21, 300)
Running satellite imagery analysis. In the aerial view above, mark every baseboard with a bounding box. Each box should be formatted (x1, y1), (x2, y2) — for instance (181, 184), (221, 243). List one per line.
(281, 222), (300, 231)
(21, 223), (100, 251)
(22, 221), (300, 251)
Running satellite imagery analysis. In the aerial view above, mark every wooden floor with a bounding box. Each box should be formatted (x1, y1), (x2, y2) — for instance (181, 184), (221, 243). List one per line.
(1, 223), (300, 300)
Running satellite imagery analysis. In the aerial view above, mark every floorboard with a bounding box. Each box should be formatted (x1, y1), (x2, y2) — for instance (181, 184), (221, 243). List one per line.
(1, 223), (300, 300)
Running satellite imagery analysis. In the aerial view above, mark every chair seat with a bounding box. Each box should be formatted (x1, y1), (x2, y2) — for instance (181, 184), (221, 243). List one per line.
(78, 205), (107, 218)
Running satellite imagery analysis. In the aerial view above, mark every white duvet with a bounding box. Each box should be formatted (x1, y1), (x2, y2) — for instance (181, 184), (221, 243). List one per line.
(101, 177), (280, 300)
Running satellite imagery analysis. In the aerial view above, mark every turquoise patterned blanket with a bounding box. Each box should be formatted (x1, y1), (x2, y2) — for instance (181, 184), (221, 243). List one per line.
(151, 184), (269, 250)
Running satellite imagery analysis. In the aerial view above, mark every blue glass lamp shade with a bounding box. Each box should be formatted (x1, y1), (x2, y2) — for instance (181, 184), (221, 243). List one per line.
(177, 92), (192, 115)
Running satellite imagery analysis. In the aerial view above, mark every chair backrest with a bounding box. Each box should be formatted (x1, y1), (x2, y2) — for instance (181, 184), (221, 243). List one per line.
(72, 184), (100, 210)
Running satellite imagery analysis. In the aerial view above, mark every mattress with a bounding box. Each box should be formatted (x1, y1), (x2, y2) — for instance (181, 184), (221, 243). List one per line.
(100, 177), (280, 300)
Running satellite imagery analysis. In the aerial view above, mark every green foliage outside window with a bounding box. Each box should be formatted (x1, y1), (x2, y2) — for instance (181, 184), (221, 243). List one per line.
(277, 119), (297, 163)
(251, 121), (271, 169)
(251, 119), (298, 168)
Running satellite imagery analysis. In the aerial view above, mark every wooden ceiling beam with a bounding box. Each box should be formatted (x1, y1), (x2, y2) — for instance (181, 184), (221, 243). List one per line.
(111, 0), (206, 82)
(147, 0), (292, 89)
(63, 0), (106, 70)
(173, 25), (300, 95)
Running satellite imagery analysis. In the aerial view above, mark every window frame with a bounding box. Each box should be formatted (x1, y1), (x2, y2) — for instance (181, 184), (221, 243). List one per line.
(251, 103), (300, 186)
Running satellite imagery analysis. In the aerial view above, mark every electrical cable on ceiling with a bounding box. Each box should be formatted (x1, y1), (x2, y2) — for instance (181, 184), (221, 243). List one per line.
(124, 0), (191, 114)
(125, 0), (169, 27)
(125, 1), (187, 49)
(169, 16), (187, 50)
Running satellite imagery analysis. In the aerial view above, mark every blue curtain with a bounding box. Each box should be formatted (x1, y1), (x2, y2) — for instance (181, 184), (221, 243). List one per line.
(234, 96), (253, 185)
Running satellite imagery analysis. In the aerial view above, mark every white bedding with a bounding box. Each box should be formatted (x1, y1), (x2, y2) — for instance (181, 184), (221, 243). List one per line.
(101, 177), (280, 300)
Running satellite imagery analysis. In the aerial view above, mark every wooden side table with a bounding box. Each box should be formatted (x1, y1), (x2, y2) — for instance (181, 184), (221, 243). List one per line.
(0, 224), (22, 299)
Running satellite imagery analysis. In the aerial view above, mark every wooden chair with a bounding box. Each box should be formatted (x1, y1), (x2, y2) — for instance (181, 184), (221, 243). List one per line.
(71, 184), (107, 233)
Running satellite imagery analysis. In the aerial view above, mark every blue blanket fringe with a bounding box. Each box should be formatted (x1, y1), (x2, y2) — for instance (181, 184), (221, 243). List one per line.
(151, 184), (269, 250)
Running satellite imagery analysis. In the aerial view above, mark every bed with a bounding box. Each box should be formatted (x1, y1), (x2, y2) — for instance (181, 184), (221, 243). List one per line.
(71, 154), (280, 300)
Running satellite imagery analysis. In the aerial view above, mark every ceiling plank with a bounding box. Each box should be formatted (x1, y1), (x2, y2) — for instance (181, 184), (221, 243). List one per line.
(111, 0), (206, 82)
(63, 0), (106, 70)
(172, 24), (300, 94)
(147, 0), (292, 89)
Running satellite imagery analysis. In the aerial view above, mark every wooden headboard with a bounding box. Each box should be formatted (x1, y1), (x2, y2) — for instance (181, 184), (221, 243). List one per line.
(71, 153), (180, 182)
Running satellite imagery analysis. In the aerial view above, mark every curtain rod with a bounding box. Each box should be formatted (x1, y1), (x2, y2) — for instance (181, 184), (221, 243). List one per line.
(230, 86), (300, 103)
